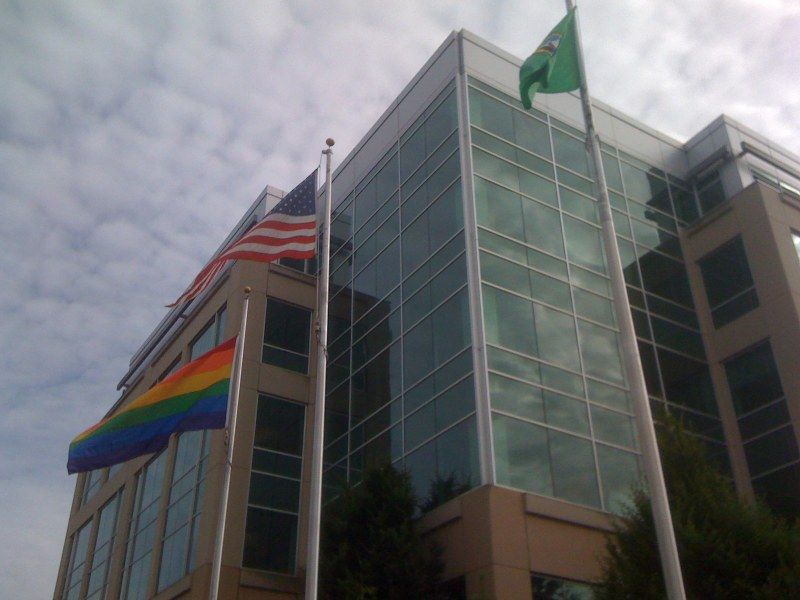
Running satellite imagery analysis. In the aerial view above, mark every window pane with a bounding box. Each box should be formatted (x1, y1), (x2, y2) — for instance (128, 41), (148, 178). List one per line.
(552, 129), (590, 177)
(597, 444), (641, 514)
(698, 237), (758, 327)
(549, 429), (600, 507)
(263, 299), (311, 373)
(578, 320), (625, 386)
(254, 395), (305, 455)
(489, 373), (544, 421)
(492, 413), (553, 495)
(564, 217), (605, 273)
(243, 508), (298, 573)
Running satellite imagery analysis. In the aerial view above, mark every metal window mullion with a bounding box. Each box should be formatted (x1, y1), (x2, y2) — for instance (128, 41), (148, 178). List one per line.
(544, 112), (607, 511)
(456, 39), (495, 486)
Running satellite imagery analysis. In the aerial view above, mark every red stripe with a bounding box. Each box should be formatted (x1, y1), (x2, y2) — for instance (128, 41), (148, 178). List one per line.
(224, 248), (315, 262)
(252, 218), (316, 232)
(221, 234), (317, 250)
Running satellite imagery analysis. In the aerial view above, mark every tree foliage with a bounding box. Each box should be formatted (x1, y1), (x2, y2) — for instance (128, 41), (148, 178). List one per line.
(597, 418), (800, 600)
(320, 464), (445, 600)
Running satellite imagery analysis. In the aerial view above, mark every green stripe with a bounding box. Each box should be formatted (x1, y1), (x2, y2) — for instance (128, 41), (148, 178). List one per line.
(74, 379), (230, 445)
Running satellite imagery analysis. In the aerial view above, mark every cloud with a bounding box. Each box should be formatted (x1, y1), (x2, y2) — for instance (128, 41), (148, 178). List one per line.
(0, 1), (798, 598)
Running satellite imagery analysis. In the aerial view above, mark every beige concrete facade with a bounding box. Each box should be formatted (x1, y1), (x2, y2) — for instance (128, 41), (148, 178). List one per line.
(681, 181), (800, 502)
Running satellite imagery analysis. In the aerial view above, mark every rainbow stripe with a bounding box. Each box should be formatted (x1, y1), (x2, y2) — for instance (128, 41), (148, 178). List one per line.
(68, 337), (236, 474)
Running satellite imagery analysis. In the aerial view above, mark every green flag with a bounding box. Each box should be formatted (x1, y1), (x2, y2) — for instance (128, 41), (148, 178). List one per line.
(519, 9), (580, 109)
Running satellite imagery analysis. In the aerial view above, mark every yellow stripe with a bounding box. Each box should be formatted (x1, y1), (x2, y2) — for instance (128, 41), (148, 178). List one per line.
(73, 362), (232, 442)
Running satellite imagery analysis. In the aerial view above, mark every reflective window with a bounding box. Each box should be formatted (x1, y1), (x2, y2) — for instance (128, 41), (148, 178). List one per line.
(122, 453), (167, 600)
(263, 298), (311, 373)
(532, 574), (595, 600)
(699, 236), (758, 328)
(157, 430), (209, 591)
(82, 469), (104, 506)
(406, 416), (480, 512)
(696, 169), (726, 214)
(189, 304), (227, 360)
(86, 493), (122, 600)
(792, 230), (800, 261)
(752, 463), (800, 518)
(403, 289), (470, 387)
(62, 520), (92, 600)
(552, 129), (591, 177)
(724, 341), (797, 512)
(244, 395), (305, 573)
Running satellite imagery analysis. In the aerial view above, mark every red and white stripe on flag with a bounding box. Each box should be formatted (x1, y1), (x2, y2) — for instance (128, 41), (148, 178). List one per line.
(168, 173), (318, 307)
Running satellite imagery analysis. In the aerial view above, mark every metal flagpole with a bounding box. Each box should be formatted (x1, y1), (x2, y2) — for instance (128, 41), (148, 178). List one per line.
(565, 2), (686, 599)
(209, 287), (251, 600)
(305, 138), (335, 600)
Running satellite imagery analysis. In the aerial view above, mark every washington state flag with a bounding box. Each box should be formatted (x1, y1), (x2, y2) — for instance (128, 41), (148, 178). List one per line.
(519, 9), (580, 109)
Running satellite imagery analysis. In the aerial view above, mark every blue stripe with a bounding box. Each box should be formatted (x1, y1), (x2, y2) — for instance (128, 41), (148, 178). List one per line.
(67, 393), (227, 474)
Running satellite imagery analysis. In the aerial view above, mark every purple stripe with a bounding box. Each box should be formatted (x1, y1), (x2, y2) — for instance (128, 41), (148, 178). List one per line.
(67, 394), (227, 474)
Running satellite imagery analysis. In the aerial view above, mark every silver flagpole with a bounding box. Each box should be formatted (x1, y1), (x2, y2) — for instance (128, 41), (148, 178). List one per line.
(305, 138), (335, 600)
(209, 287), (251, 600)
(565, 2), (686, 598)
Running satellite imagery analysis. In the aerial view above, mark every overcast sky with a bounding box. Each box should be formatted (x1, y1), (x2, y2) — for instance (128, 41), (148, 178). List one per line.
(1, 1), (798, 597)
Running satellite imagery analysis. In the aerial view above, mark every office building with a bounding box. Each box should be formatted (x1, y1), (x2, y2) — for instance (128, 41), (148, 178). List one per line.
(54, 29), (800, 599)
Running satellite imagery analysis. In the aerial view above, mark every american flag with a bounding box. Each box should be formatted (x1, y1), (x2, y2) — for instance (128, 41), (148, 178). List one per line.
(168, 171), (318, 307)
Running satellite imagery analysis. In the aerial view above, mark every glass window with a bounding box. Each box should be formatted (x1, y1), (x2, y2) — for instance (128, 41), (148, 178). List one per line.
(86, 493), (122, 600)
(403, 289), (470, 387)
(189, 304), (227, 360)
(532, 574), (595, 600)
(578, 320), (625, 386)
(82, 469), (104, 506)
(725, 343), (784, 416)
(157, 430), (210, 591)
(670, 183), (699, 224)
(549, 428), (600, 507)
(403, 254), (467, 329)
(752, 463), (800, 518)
(62, 520), (92, 600)
(597, 444), (641, 514)
(263, 298), (311, 373)
(469, 87), (514, 141)
(744, 426), (799, 477)
(638, 249), (693, 307)
(404, 349), (473, 416)
(698, 237), (758, 328)
(563, 216), (605, 273)
(656, 348), (717, 415)
(406, 416), (480, 512)
(552, 129), (591, 177)
(792, 230), (800, 262)
(402, 182), (463, 276)
(620, 161), (672, 215)
(696, 169), (726, 214)
(492, 413), (552, 496)
(122, 453), (167, 600)
(351, 340), (402, 422)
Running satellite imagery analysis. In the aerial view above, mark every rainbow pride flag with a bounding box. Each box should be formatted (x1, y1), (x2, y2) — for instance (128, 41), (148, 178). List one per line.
(68, 337), (236, 474)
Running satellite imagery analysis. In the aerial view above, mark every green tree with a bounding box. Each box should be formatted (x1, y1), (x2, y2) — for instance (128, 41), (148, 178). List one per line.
(320, 464), (445, 600)
(597, 418), (800, 600)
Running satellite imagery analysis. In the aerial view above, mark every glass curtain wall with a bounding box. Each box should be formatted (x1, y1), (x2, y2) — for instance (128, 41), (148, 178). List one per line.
(322, 81), (480, 511)
(121, 452), (167, 600)
(85, 492), (122, 600)
(157, 430), (210, 591)
(467, 77), (723, 512)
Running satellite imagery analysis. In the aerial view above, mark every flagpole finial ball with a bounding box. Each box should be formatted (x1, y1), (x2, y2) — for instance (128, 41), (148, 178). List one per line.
(244, 286), (252, 295)
(326, 138), (335, 147)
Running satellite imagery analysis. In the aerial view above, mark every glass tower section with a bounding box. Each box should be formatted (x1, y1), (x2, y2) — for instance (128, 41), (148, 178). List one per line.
(320, 73), (724, 517)
(323, 81), (480, 510)
(467, 77), (723, 511)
